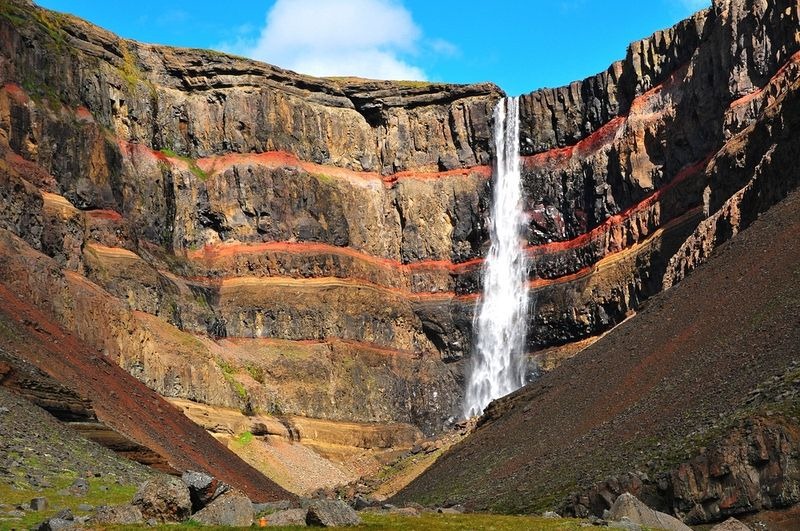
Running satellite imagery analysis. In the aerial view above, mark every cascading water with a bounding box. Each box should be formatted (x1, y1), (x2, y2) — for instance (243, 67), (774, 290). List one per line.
(463, 97), (531, 418)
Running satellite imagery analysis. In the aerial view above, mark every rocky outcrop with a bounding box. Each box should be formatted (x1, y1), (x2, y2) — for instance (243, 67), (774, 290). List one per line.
(562, 417), (800, 525)
(517, 0), (800, 350)
(1, 0), (799, 441)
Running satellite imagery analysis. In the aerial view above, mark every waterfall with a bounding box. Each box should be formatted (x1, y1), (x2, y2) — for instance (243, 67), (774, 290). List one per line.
(463, 97), (531, 418)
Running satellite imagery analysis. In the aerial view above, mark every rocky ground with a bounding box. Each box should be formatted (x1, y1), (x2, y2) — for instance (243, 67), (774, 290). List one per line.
(396, 187), (800, 525)
(0, 387), (151, 488)
(0, 386), (153, 528)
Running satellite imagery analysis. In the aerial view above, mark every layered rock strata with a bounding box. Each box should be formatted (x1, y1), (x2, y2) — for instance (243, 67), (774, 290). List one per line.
(0, 0), (798, 439)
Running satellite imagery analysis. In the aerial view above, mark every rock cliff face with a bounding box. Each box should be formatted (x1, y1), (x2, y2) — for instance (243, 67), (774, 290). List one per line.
(0, 0), (799, 443)
(0, 0), (499, 436)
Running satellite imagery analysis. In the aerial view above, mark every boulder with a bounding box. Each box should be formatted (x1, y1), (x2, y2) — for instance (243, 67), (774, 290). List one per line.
(305, 500), (361, 527)
(32, 509), (77, 531)
(30, 497), (48, 511)
(68, 477), (88, 496)
(192, 489), (253, 527)
(132, 476), (192, 522)
(710, 518), (751, 531)
(265, 508), (309, 526)
(33, 518), (76, 530)
(181, 470), (230, 512)
(352, 495), (375, 510)
(609, 493), (691, 531)
(92, 504), (144, 525)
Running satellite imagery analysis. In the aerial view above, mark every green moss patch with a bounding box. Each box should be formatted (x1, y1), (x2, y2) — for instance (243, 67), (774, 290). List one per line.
(0, 474), (137, 529)
(160, 148), (210, 181)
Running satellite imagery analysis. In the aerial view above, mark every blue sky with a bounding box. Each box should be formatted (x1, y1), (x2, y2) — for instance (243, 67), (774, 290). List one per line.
(36, 0), (710, 96)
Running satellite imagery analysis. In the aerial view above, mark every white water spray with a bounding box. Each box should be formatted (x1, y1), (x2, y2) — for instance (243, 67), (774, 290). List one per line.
(463, 97), (530, 418)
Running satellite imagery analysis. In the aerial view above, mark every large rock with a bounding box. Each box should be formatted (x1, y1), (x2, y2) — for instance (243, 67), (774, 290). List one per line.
(131, 476), (192, 522)
(609, 493), (691, 531)
(305, 500), (362, 527)
(30, 497), (48, 511)
(192, 489), (253, 527)
(709, 518), (751, 531)
(181, 470), (230, 512)
(32, 509), (81, 531)
(68, 477), (88, 496)
(265, 508), (309, 527)
(91, 504), (144, 525)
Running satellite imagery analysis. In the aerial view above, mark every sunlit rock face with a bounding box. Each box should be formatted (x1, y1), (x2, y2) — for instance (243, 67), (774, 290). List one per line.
(0, 0), (799, 437)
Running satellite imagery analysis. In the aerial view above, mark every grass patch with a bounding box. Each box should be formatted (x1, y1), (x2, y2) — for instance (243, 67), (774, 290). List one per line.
(244, 363), (265, 384)
(0, 2), (68, 51)
(234, 431), (254, 446)
(217, 360), (236, 376)
(0, 474), (137, 529)
(323, 76), (433, 89)
(395, 80), (436, 88)
(119, 42), (143, 90)
(0, 476), (605, 530)
(232, 380), (248, 401)
(192, 292), (210, 310)
(313, 173), (335, 185)
(217, 360), (249, 403)
(357, 512), (601, 530)
(20, 75), (62, 111)
(160, 148), (210, 181)
(105, 512), (602, 530)
(32, 9), (66, 50)
(0, 1), (25, 27)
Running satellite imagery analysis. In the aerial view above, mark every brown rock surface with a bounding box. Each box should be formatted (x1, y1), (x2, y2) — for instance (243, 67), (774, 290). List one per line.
(191, 489), (253, 527)
(91, 505), (144, 526)
(132, 476), (192, 523)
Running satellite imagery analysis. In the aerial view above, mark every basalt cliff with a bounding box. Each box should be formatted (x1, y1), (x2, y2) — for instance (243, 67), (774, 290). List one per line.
(1, 0), (799, 507)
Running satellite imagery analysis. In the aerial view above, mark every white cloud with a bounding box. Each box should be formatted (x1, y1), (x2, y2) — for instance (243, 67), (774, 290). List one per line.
(224, 0), (430, 81)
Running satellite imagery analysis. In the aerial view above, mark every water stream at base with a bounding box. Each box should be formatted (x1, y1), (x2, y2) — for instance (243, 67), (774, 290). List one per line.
(463, 96), (531, 418)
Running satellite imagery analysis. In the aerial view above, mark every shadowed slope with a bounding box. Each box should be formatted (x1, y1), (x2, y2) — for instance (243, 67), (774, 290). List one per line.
(395, 188), (800, 515)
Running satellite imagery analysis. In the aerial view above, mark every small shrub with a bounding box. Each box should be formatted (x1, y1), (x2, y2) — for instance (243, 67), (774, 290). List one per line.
(236, 431), (254, 445)
(159, 148), (210, 181)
